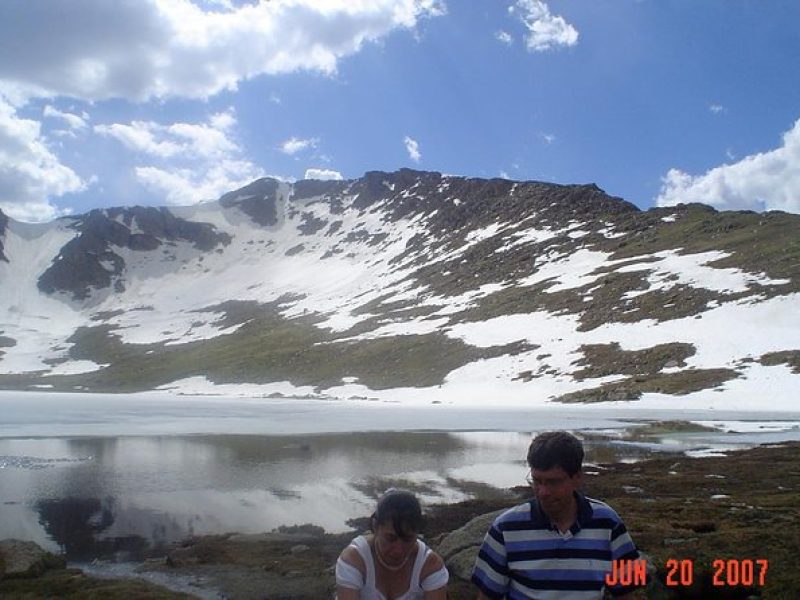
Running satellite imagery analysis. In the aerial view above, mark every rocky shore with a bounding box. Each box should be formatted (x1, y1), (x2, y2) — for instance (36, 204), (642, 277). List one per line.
(2, 441), (798, 599)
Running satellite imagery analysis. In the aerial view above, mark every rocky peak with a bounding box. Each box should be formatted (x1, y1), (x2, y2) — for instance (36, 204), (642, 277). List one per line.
(218, 178), (281, 226)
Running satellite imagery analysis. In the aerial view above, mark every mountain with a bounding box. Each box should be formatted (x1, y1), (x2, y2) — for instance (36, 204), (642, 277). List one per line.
(1, 169), (798, 408)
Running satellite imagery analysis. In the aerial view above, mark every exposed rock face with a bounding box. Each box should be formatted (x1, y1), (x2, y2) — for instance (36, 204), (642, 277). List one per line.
(436, 509), (506, 581)
(0, 539), (65, 579)
(218, 178), (281, 226)
(0, 208), (8, 262)
(37, 207), (231, 300)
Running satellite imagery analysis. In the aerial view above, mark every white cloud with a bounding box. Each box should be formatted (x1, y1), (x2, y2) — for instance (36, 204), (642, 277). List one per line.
(137, 159), (265, 205)
(281, 136), (319, 155)
(0, 0), (447, 103)
(655, 118), (800, 214)
(709, 104), (726, 114)
(404, 135), (421, 163)
(304, 168), (343, 181)
(0, 98), (85, 222)
(510, 0), (578, 52)
(495, 30), (513, 45)
(97, 108), (265, 205)
(42, 105), (89, 130)
(95, 110), (238, 160)
(541, 132), (555, 144)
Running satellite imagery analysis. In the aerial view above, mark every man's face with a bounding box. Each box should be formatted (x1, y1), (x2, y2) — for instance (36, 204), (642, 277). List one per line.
(529, 466), (582, 519)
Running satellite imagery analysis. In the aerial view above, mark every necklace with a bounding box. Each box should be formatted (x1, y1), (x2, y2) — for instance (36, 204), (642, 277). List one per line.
(374, 537), (412, 572)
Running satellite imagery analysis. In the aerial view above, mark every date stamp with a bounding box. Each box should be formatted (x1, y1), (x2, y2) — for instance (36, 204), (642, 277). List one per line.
(604, 558), (770, 588)
(665, 558), (769, 587)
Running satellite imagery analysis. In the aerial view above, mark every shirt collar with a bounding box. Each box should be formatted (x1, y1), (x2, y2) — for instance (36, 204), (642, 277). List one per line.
(529, 492), (593, 530)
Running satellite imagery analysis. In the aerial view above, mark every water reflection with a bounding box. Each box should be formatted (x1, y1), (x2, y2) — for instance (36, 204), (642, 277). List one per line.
(1, 432), (530, 560)
(1, 427), (797, 561)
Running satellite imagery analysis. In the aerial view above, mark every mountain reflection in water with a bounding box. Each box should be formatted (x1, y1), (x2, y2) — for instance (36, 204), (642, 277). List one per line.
(0, 428), (776, 561)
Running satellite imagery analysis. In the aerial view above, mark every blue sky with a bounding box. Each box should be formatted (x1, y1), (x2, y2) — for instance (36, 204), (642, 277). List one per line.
(1, 0), (799, 222)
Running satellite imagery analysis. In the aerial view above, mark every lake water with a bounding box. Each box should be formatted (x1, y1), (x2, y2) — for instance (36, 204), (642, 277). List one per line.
(2, 391), (799, 561)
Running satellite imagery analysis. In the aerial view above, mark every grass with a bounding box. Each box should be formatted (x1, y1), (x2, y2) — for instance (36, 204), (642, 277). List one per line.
(572, 342), (696, 380)
(554, 368), (740, 403)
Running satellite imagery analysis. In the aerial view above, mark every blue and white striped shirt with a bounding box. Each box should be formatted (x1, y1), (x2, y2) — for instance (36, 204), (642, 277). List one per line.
(471, 493), (642, 599)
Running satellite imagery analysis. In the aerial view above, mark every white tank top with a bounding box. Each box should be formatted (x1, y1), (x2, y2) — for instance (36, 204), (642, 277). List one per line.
(336, 535), (445, 600)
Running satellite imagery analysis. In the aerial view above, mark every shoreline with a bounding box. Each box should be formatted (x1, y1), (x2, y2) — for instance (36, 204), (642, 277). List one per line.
(4, 440), (798, 598)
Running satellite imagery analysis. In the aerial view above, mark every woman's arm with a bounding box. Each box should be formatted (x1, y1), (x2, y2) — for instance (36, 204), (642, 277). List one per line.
(335, 546), (366, 600)
(336, 586), (361, 600)
(421, 552), (449, 600)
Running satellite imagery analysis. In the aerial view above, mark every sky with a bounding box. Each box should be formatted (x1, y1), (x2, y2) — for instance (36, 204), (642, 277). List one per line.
(0, 0), (799, 223)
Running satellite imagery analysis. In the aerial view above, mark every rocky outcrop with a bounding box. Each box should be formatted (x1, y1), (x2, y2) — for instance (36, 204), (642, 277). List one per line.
(435, 509), (505, 581)
(37, 207), (231, 300)
(0, 539), (65, 579)
(219, 178), (281, 226)
(0, 208), (8, 262)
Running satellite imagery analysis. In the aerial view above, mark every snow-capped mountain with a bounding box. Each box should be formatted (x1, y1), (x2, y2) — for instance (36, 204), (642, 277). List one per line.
(1, 169), (798, 409)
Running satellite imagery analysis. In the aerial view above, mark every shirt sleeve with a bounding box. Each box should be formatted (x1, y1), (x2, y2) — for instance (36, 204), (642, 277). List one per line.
(470, 520), (509, 599)
(420, 564), (449, 591)
(335, 557), (364, 590)
(608, 519), (647, 596)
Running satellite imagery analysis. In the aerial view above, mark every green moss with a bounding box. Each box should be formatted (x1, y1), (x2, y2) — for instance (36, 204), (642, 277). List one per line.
(555, 368), (740, 403)
(572, 342), (696, 380)
(0, 568), (193, 599)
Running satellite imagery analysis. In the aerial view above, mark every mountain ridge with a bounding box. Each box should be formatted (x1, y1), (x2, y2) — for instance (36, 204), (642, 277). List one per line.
(0, 169), (798, 409)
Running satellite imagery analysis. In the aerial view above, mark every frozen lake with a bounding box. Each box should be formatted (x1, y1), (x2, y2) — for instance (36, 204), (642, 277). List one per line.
(2, 391), (799, 560)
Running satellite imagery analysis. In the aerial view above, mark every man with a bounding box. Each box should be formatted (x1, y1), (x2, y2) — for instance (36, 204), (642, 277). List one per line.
(471, 431), (645, 599)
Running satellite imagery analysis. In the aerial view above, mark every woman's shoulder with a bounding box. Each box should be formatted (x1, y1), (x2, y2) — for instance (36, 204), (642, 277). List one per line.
(339, 537), (368, 573)
(419, 546), (445, 579)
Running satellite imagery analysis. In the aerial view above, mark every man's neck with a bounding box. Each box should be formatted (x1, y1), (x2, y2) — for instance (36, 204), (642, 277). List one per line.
(544, 497), (578, 533)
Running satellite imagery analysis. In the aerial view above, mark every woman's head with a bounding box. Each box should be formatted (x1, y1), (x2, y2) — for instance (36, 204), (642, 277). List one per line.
(371, 488), (424, 541)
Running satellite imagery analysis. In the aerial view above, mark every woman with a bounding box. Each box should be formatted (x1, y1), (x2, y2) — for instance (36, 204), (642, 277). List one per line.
(336, 489), (448, 599)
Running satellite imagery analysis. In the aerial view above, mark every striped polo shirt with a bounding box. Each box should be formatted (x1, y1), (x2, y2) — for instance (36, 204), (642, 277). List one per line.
(471, 493), (642, 599)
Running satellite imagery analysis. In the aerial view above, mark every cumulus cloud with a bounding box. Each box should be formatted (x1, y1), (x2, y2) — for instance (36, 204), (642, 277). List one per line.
(510, 0), (578, 52)
(404, 135), (421, 163)
(43, 105), (89, 130)
(136, 159), (265, 205)
(709, 104), (726, 114)
(97, 108), (265, 205)
(0, 0), (447, 103)
(0, 98), (86, 222)
(281, 136), (319, 155)
(304, 168), (343, 181)
(95, 110), (238, 160)
(655, 118), (800, 213)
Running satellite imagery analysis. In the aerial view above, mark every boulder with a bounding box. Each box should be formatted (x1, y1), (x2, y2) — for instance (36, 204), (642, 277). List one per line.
(0, 539), (65, 579)
(435, 508), (507, 581)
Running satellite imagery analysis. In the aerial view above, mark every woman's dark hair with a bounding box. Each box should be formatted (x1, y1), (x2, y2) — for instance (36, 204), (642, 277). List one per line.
(371, 489), (424, 540)
(527, 431), (584, 476)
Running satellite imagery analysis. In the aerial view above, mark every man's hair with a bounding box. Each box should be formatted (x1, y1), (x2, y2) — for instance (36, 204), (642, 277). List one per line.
(527, 431), (584, 476)
(371, 489), (423, 540)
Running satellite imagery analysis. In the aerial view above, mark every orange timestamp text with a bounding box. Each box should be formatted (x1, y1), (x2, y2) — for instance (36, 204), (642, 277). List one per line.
(604, 558), (770, 588)
(665, 558), (769, 587)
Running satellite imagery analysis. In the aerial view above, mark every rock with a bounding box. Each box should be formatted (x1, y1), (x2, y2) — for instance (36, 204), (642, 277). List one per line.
(0, 539), (65, 579)
(435, 509), (506, 581)
(165, 546), (201, 567)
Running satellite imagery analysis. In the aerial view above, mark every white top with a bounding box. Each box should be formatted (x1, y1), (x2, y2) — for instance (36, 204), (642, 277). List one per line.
(335, 535), (449, 600)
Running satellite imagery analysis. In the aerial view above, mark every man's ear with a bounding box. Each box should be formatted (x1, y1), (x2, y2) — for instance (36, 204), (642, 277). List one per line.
(572, 471), (583, 488)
